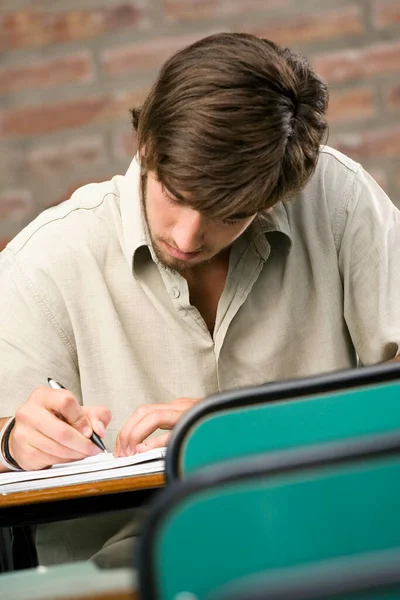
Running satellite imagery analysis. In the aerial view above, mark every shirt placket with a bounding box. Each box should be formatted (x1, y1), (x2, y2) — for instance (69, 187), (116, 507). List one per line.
(160, 267), (212, 338)
(214, 234), (271, 372)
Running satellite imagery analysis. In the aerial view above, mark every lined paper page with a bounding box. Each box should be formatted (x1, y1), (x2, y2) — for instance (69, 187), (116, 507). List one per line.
(0, 460), (165, 494)
(0, 447), (166, 493)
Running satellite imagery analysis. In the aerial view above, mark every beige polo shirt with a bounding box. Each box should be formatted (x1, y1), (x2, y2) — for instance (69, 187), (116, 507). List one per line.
(1, 146), (400, 565)
(1, 146), (399, 449)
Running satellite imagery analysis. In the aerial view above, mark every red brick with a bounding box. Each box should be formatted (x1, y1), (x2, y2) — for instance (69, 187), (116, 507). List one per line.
(51, 174), (118, 209)
(313, 41), (400, 84)
(0, 145), (23, 186)
(162, 0), (287, 19)
(248, 6), (364, 46)
(386, 83), (400, 109)
(101, 32), (218, 77)
(26, 136), (107, 180)
(367, 167), (388, 192)
(0, 4), (143, 51)
(327, 87), (375, 124)
(332, 125), (400, 160)
(113, 129), (138, 160)
(0, 189), (34, 220)
(373, 0), (400, 29)
(391, 187), (400, 209)
(0, 52), (93, 94)
(0, 90), (147, 138)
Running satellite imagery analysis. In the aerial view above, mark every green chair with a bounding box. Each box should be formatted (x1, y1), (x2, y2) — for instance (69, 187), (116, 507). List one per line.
(166, 362), (400, 481)
(210, 549), (400, 599)
(138, 429), (400, 600)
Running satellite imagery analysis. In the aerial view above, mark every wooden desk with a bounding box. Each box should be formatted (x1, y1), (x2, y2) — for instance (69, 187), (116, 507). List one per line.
(61, 592), (135, 600)
(62, 593), (134, 600)
(0, 472), (165, 528)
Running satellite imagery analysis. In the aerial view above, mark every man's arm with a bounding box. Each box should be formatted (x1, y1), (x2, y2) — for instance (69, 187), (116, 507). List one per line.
(115, 397), (202, 456)
(338, 166), (400, 364)
(0, 417), (11, 432)
(0, 389), (112, 473)
(0, 247), (112, 472)
(0, 417), (13, 473)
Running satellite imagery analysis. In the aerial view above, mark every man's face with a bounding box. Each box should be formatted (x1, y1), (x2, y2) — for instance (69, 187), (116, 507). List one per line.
(142, 171), (256, 272)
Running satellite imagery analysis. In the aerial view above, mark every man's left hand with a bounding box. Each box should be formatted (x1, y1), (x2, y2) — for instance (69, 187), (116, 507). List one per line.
(114, 397), (201, 457)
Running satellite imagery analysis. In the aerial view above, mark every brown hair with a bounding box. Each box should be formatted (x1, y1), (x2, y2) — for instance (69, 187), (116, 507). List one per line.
(131, 32), (329, 220)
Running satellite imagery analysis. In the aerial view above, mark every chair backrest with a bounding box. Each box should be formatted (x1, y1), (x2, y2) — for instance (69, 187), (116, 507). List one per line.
(209, 548), (400, 599)
(166, 362), (400, 480)
(139, 430), (400, 600)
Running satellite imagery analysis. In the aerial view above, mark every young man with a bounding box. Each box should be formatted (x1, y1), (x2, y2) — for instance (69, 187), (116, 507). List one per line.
(0, 33), (399, 566)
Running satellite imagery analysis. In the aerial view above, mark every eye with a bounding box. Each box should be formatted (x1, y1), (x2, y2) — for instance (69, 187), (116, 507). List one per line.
(221, 217), (242, 225)
(221, 213), (254, 225)
(162, 189), (178, 205)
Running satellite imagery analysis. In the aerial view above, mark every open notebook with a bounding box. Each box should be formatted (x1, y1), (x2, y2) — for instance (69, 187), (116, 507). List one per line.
(0, 447), (166, 494)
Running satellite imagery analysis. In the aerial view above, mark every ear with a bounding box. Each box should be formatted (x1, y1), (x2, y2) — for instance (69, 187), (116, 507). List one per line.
(140, 145), (149, 175)
(139, 145), (147, 175)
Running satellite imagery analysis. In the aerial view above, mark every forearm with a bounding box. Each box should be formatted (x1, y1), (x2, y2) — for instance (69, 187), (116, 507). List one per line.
(0, 416), (14, 473)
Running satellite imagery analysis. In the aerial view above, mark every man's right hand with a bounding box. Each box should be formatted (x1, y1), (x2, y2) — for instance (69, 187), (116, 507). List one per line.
(7, 387), (112, 471)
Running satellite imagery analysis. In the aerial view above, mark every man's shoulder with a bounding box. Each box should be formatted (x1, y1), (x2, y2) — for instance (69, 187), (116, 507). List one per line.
(283, 146), (364, 249)
(300, 145), (362, 211)
(317, 145), (361, 175)
(6, 176), (123, 259)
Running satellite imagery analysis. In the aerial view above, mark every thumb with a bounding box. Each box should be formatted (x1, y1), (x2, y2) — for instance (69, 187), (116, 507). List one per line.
(84, 406), (112, 437)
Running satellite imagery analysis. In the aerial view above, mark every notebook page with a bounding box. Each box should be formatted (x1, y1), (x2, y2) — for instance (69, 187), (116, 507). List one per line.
(0, 446), (166, 487)
(0, 459), (165, 494)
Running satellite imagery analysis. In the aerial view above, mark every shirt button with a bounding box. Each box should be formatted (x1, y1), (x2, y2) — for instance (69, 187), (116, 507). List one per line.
(171, 287), (180, 299)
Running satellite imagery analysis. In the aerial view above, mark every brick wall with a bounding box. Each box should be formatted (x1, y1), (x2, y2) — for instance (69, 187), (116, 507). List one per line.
(1, 0), (400, 249)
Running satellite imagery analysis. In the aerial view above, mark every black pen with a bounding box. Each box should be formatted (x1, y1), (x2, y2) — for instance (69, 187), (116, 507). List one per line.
(47, 378), (107, 453)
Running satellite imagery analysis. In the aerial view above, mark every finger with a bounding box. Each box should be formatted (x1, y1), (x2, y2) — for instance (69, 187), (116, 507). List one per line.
(116, 409), (182, 457)
(119, 400), (195, 439)
(12, 426), (91, 465)
(135, 432), (171, 453)
(168, 397), (200, 408)
(117, 404), (161, 440)
(17, 406), (101, 457)
(84, 406), (112, 437)
(115, 401), (195, 455)
(18, 445), (65, 471)
(115, 405), (154, 455)
(9, 433), (86, 471)
(41, 389), (93, 437)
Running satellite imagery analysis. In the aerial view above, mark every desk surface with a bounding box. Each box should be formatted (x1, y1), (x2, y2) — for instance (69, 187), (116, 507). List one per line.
(0, 472), (165, 527)
(62, 593), (134, 600)
(0, 472), (165, 508)
(62, 592), (135, 600)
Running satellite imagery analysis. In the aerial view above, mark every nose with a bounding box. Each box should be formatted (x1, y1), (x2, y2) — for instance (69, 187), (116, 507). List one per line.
(172, 208), (206, 253)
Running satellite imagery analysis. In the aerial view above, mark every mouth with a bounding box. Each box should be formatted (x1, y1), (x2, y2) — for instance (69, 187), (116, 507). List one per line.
(162, 241), (202, 261)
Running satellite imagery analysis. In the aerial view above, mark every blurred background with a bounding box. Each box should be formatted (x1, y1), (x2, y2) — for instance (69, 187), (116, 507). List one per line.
(0, 0), (399, 250)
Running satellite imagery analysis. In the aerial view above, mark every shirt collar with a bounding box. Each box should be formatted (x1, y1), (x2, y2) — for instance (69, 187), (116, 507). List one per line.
(119, 155), (152, 276)
(119, 155), (293, 272)
(251, 201), (292, 260)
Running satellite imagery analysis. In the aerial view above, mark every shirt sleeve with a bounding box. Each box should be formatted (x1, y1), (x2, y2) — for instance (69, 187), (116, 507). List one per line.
(0, 247), (81, 417)
(338, 166), (400, 364)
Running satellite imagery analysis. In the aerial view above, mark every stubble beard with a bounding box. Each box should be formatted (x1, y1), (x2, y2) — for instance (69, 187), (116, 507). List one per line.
(141, 173), (219, 273)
